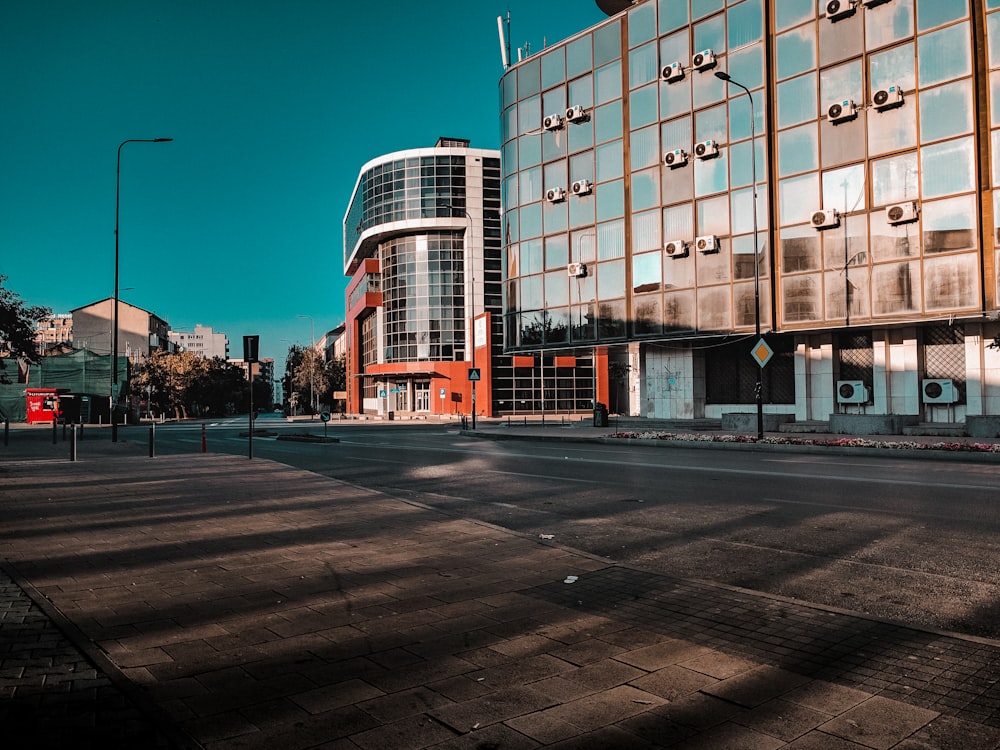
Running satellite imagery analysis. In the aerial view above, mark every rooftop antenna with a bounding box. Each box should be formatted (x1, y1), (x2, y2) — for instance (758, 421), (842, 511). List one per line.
(497, 14), (509, 69)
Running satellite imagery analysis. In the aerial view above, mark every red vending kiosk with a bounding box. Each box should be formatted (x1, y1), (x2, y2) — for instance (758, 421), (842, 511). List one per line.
(25, 388), (65, 424)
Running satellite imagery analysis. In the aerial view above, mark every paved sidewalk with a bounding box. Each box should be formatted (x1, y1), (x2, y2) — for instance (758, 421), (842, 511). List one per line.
(2, 432), (1000, 748)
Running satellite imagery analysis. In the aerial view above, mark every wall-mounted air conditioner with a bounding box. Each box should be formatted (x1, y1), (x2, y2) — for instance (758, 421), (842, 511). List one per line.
(664, 148), (688, 168)
(661, 62), (684, 83)
(571, 179), (592, 196)
(826, 0), (857, 21)
(694, 140), (718, 159)
(873, 85), (904, 111)
(886, 201), (918, 225)
(542, 113), (564, 131)
(828, 99), (858, 123)
(861, 0), (891, 7)
(664, 240), (688, 258)
(692, 49), (716, 71)
(565, 105), (588, 123)
(567, 262), (587, 278)
(837, 380), (869, 404)
(695, 235), (719, 254)
(923, 379), (957, 404)
(545, 187), (566, 203)
(811, 208), (840, 229)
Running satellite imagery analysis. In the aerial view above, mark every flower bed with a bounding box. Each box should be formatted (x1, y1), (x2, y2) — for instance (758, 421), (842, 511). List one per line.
(609, 431), (1000, 453)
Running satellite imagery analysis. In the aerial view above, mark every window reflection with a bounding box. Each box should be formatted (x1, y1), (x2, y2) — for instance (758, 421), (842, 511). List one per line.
(545, 270), (568, 308)
(664, 290), (696, 330)
(919, 80), (973, 142)
(918, 23), (971, 87)
(694, 13), (725, 52)
(866, 0), (914, 48)
(872, 262), (920, 315)
(629, 43), (658, 88)
(598, 299), (627, 340)
(776, 26), (815, 80)
(596, 61), (622, 104)
(819, 9), (863, 67)
(595, 101), (623, 145)
(633, 251), (662, 293)
(778, 73), (817, 128)
(822, 164), (866, 214)
(634, 295), (662, 335)
(697, 286), (731, 332)
(821, 112), (867, 167)
(779, 173), (819, 227)
(596, 140), (624, 182)
(631, 125), (660, 170)
(594, 19), (621, 68)
(820, 59), (862, 110)
(920, 137), (975, 198)
(566, 34), (593, 79)
(916, 0), (967, 33)
(825, 267), (870, 321)
(632, 168), (661, 212)
(596, 180), (624, 222)
(923, 253), (977, 310)
(870, 42), (915, 94)
(872, 152), (918, 207)
(697, 239), (730, 286)
(695, 103), (728, 143)
(780, 224), (820, 273)
(630, 83), (659, 129)
(597, 259), (625, 299)
(541, 48), (565, 91)
(697, 194), (730, 236)
(520, 238), (544, 275)
(694, 151), (729, 197)
(597, 219), (625, 260)
(633, 209), (662, 252)
(728, 43), (764, 91)
(728, 0), (762, 49)
(775, 0), (814, 31)
(782, 275), (821, 322)
(663, 203), (694, 240)
(545, 234), (568, 270)
(922, 194), (977, 254)
(732, 234), (766, 281)
(870, 213), (919, 262)
(658, 0), (688, 34)
(778, 124), (818, 176)
(628, 2), (656, 48)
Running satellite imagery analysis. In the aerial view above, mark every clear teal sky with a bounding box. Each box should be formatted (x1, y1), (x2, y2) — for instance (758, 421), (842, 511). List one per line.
(0, 0), (607, 365)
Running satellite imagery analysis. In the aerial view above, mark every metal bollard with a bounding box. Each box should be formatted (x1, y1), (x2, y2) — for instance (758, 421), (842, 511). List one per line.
(70, 425), (77, 462)
(52, 420), (58, 444)
(201, 423), (207, 453)
(3, 419), (8, 447)
(149, 423), (155, 458)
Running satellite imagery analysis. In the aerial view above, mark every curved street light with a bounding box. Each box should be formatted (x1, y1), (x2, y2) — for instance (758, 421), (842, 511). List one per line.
(715, 71), (764, 440)
(112, 137), (172, 442)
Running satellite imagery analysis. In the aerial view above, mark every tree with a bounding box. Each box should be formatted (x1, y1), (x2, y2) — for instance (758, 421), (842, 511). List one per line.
(0, 275), (50, 383)
(131, 351), (251, 418)
(284, 344), (329, 414)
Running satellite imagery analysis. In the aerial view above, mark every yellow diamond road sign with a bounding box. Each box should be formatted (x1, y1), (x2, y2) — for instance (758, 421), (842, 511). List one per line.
(752, 338), (773, 368)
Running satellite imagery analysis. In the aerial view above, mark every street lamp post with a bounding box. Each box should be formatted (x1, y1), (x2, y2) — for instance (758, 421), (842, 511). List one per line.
(297, 314), (316, 414)
(715, 71), (764, 440)
(112, 137), (172, 443)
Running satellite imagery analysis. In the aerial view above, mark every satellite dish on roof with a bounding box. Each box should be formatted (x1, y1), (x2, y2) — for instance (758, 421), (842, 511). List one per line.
(595, 0), (634, 15)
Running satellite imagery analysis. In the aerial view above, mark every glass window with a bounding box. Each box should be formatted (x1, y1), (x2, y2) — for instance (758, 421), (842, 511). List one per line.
(628, 1), (656, 48)
(697, 194), (731, 236)
(517, 95), (540, 137)
(632, 209), (662, 253)
(569, 190), (595, 228)
(630, 83), (659, 129)
(598, 261), (625, 299)
(595, 61), (622, 104)
(820, 213), (869, 278)
(782, 274), (822, 322)
(824, 265), (870, 321)
(732, 233), (766, 281)
(631, 125), (660, 170)
(596, 179), (624, 222)
(519, 166), (542, 204)
(776, 25), (816, 80)
(693, 64), (727, 109)
(520, 238), (544, 275)
(661, 116), (692, 154)
(916, 0), (967, 32)
(663, 203), (694, 241)
(923, 252), (977, 311)
(870, 210), (920, 262)
(821, 112), (867, 167)
(775, 0), (814, 31)
(543, 197), (567, 235)
(572, 229), (597, 263)
(695, 103), (728, 144)
(596, 140), (624, 182)
(869, 42), (916, 99)
(634, 296), (662, 336)
(544, 160), (568, 190)
(919, 80), (974, 142)
(822, 163), (866, 215)
(872, 262), (920, 315)
(632, 253), (663, 294)
(779, 172), (820, 227)
(545, 270), (569, 308)
(693, 0), (724, 19)
(519, 202), (542, 239)
(632, 167), (661, 212)
(543, 86), (568, 121)
(780, 224), (821, 273)
(820, 59), (863, 112)
(920, 136), (975, 198)
(597, 219), (625, 260)
(629, 42), (658, 89)
(594, 20), (622, 68)
(726, 88), (764, 142)
(697, 286), (732, 331)
(664, 255), (696, 290)
(992, 71), (1000, 127)
(566, 34), (593, 79)
(659, 0), (688, 33)
(542, 127), (568, 163)
(660, 76), (693, 120)
(541, 48), (565, 91)
(993, 130), (1000, 185)
(694, 150), (729, 197)
(662, 159), (694, 205)
(518, 132), (541, 169)
(545, 234), (569, 270)
(867, 99), (917, 156)
(521, 275), (543, 309)
(570, 150), (595, 184)
(922, 194), (977, 254)
(594, 100), (623, 145)
(818, 10), (864, 67)
(990, 12), (1000, 69)
(866, 0), (914, 48)
(518, 57), (540, 100)
(777, 73), (817, 128)
(872, 152), (919, 207)
(568, 74), (594, 110)
(501, 71), (517, 111)
(918, 22), (972, 88)
(694, 12), (725, 54)
(729, 138), (765, 188)
(728, 42), (764, 91)
(728, 0), (763, 49)
(778, 123), (818, 176)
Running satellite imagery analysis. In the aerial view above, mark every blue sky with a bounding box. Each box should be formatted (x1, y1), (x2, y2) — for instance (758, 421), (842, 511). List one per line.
(0, 0), (607, 366)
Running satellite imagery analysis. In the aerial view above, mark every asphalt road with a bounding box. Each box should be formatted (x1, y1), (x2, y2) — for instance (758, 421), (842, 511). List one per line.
(136, 416), (1000, 639)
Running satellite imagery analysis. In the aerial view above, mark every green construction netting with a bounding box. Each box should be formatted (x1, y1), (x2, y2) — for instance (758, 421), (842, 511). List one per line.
(0, 351), (126, 422)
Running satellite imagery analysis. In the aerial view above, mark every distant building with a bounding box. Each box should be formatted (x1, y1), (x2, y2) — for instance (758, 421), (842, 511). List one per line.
(34, 314), (73, 354)
(71, 298), (170, 362)
(318, 323), (346, 364)
(169, 324), (229, 359)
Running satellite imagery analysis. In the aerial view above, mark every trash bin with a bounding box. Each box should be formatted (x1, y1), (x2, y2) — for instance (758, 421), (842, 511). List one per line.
(388, 411), (395, 421)
(593, 402), (608, 427)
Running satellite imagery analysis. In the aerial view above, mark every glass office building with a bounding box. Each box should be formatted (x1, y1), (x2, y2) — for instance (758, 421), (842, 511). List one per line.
(501, 0), (1000, 430)
(343, 138), (595, 418)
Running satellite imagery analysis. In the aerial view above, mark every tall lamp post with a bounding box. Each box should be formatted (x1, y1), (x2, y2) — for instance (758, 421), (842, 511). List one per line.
(112, 137), (172, 443)
(297, 314), (316, 414)
(715, 71), (764, 440)
(438, 203), (477, 429)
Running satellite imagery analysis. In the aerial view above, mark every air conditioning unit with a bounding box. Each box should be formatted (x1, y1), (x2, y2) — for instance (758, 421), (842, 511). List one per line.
(571, 179), (593, 196)
(872, 85), (904, 111)
(694, 139), (718, 159)
(826, 0), (857, 21)
(837, 380), (869, 404)
(923, 378), (957, 404)
(885, 201), (918, 225)
(695, 235), (719, 254)
(828, 99), (858, 123)
(811, 208), (840, 229)
(565, 105), (588, 123)
(663, 148), (688, 168)
(861, 0), (891, 7)
(692, 49), (716, 71)
(661, 62), (684, 83)
(542, 113), (564, 131)
(664, 239), (689, 258)
(545, 187), (566, 203)
(567, 262), (587, 278)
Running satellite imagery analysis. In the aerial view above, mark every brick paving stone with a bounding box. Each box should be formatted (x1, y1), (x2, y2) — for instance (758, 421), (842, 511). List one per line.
(819, 695), (939, 749)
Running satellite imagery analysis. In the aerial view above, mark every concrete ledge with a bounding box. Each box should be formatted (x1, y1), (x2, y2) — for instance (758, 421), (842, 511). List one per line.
(722, 412), (795, 432)
(828, 414), (919, 435)
(967, 416), (1000, 438)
